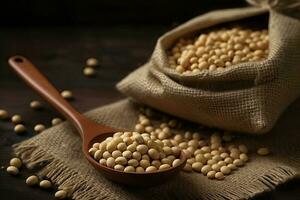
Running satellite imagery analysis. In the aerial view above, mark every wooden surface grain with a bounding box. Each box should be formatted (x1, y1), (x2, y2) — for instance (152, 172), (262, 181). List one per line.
(0, 25), (299, 200)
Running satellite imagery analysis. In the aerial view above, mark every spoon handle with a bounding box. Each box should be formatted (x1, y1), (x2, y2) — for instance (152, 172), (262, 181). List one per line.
(8, 55), (89, 137)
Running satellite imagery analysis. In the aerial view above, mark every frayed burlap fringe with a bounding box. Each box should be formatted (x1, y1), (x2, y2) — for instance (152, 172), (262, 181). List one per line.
(13, 142), (114, 200)
(11, 99), (300, 200)
(13, 141), (298, 200)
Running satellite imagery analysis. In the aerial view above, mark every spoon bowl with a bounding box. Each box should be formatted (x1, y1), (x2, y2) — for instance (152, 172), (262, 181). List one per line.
(8, 55), (187, 187)
(84, 131), (187, 186)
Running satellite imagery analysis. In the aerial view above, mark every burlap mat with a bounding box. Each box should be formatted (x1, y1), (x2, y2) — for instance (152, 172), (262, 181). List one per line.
(13, 99), (300, 200)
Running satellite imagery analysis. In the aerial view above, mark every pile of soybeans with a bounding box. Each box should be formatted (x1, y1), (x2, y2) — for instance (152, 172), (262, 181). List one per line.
(89, 108), (270, 180)
(167, 27), (269, 74)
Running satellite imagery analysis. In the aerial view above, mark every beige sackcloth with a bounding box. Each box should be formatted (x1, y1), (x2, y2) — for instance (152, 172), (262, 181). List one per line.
(117, 5), (300, 134)
(14, 99), (300, 200)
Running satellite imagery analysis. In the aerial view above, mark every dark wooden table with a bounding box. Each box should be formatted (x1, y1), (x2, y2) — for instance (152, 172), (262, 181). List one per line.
(0, 25), (299, 199)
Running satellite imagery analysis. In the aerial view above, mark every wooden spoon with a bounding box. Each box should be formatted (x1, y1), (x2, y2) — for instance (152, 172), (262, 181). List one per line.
(8, 55), (186, 187)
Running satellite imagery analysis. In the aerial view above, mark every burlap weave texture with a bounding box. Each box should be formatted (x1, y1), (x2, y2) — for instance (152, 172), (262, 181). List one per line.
(13, 99), (300, 200)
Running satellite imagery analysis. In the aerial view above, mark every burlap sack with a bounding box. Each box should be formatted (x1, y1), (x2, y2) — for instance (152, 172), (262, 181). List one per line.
(117, 4), (300, 134)
(13, 99), (300, 200)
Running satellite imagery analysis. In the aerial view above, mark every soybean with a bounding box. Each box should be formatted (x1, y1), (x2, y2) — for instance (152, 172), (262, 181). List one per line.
(39, 180), (52, 189)
(86, 58), (99, 67)
(55, 190), (67, 199)
(14, 124), (26, 134)
(83, 67), (96, 77)
(6, 166), (19, 175)
(30, 100), (42, 110)
(34, 124), (46, 133)
(10, 158), (22, 168)
(61, 90), (73, 100)
(0, 109), (9, 119)
(11, 115), (22, 124)
(26, 175), (39, 186)
(52, 118), (62, 126)
(257, 147), (270, 156)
